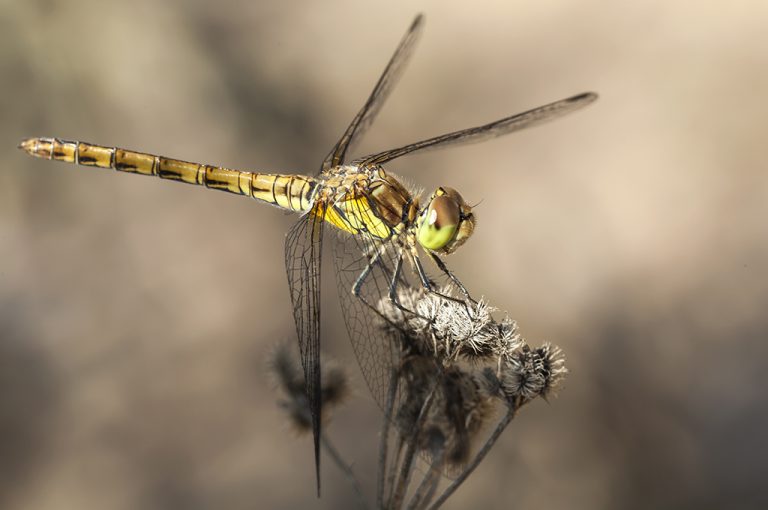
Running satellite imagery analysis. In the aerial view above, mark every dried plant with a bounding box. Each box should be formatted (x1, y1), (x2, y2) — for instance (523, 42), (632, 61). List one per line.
(270, 287), (567, 509)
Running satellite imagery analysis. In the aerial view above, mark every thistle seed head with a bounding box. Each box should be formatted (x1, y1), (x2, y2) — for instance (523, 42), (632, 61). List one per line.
(394, 359), (496, 469)
(500, 343), (568, 402)
(378, 288), (523, 362)
(268, 342), (349, 433)
(376, 285), (568, 477)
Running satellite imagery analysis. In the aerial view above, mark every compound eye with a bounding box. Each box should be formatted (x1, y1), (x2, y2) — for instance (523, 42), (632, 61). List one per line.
(417, 194), (461, 251)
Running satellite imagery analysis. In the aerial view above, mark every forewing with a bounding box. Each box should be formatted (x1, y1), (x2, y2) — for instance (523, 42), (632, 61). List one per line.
(356, 92), (598, 166)
(284, 206), (325, 492)
(320, 14), (424, 173)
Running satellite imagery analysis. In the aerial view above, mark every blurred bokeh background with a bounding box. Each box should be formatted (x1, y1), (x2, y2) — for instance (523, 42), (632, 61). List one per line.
(1, 0), (767, 508)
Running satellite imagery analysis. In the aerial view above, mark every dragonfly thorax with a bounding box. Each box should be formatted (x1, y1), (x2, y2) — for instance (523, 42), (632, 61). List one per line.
(316, 165), (419, 241)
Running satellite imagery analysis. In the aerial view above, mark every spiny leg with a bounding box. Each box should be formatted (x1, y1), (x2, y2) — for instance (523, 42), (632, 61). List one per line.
(387, 249), (428, 317)
(408, 246), (477, 318)
(351, 240), (432, 328)
(410, 245), (436, 291)
(425, 251), (476, 303)
(352, 241), (388, 298)
(387, 251), (406, 309)
(351, 243), (407, 329)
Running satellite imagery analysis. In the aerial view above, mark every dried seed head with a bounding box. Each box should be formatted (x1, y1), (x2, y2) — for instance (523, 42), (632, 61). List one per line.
(535, 343), (568, 399)
(436, 367), (495, 467)
(377, 288), (523, 362)
(501, 346), (545, 400)
(376, 285), (568, 476)
(321, 359), (349, 407)
(269, 342), (306, 401)
(394, 360), (496, 469)
(268, 343), (349, 433)
(500, 343), (568, 402)
(411, 292), (498, 360)
(476, 366), (503, 398)
(494, 317), (523, 359)
(394, 356), (436, 434)
(422, 425), (447, 460)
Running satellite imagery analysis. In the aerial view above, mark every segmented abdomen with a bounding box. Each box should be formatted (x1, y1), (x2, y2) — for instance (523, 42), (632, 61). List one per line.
(19, 137), (316, 213)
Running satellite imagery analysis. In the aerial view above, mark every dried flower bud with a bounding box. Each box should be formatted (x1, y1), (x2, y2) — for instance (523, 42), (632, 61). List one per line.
(378, 288), (523, 362)
(268, 343), (349, 433)
(393, 359), (496, 469)
(374, 284), (568, 481)
(535, 343), (568, 399)
(500, 343), (567, 401)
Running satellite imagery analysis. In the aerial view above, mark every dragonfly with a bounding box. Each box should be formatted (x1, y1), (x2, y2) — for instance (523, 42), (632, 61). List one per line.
(19, 14), (596, 493)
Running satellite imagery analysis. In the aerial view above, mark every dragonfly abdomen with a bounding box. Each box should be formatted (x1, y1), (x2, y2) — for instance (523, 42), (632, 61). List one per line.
(19, 137), (315, 212)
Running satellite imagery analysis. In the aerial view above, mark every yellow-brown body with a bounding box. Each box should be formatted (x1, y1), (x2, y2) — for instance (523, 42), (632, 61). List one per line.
(19, 137), (420, 242)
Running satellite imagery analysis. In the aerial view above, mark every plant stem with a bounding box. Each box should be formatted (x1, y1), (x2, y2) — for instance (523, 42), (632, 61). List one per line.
(378, 368), (400, 508)
(322, 435), (368, 510)
(405, 449), (445, 510)
(390, 385), (437, 509)
(426, 401), (519, 510)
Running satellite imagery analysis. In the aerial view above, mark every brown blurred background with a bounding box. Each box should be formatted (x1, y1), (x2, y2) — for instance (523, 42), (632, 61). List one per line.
(1, 1), (767, 508)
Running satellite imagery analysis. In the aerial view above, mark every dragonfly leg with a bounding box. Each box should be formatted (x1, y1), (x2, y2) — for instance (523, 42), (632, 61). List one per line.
(387, 252), (405, 304)
(351, 243), (431, 326)
(425, 251), (476, 303)
(350, 243), (413, 331)
(352, 242), (388, 298)
(387, 251), (442, 353)
(387, 251), (427, 317)
(408, 247), (466, 304)
(409, 247), (436, 291)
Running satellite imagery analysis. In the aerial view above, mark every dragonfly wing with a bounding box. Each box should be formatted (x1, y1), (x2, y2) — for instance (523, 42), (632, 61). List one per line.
(319, 14), (424, 173)
(330, 199), (498, 480)
(331, 223), (469, 481)
(330, 199), (415, 408)
(284, 206), (325, 493)
(356, 92), (598, 166)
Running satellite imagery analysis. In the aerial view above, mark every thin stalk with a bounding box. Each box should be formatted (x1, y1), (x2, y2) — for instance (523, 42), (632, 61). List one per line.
(414, 462), (443, 510)
(386, 434), (406, 507)
(404, 449), (445, 510)
(390, 385), (438, 509)
(426, 400), (521, 510)
(378, 368), (400, 508)
(322, 435), (368, 510)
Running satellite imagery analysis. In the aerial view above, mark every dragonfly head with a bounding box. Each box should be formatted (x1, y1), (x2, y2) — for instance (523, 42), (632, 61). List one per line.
(416, 187), (475, 255)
